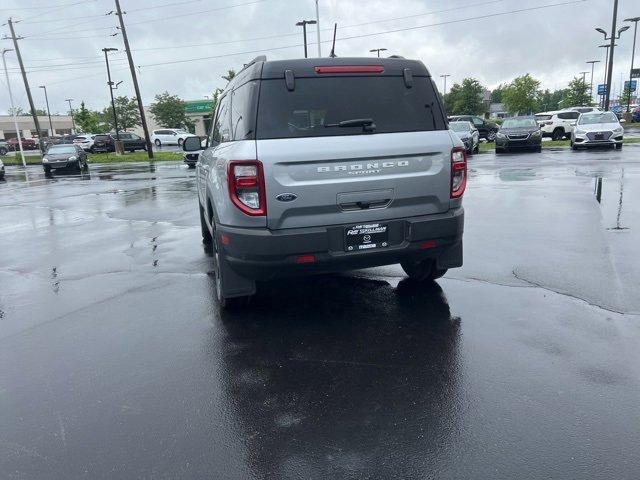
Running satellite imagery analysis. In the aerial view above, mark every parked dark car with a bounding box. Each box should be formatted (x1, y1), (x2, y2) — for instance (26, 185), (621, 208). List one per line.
(495, 116), (542, 153)
(92, 132), (146, 153)
(0, 140), (9, 156)
(42, 144), (88, 175)
(7, 137), (38, 150)
(448, 115), (499, 142)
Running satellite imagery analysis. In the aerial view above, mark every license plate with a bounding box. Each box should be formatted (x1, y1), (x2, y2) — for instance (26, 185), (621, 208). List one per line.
(345, 223), (388, 252)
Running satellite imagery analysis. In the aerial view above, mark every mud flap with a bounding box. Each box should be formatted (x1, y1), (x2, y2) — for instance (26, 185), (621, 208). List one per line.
(219, 253), (256, 298)
(436, 240), (463, 269)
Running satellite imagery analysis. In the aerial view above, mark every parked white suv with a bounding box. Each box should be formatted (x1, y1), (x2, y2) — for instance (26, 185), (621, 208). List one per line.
(151, 129), (196, 147)
(535, 110), (580, 140)
(72, 134), (96, 152)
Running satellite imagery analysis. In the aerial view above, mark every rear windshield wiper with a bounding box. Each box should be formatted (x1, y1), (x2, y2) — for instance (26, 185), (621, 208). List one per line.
(325, 118), (376, 132)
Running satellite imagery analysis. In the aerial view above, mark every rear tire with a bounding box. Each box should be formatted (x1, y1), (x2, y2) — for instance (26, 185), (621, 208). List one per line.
(43, 165), (51, 176)
(211, 226), (249, 310)
(495, 147), (504, 154)
(154, 139), (161, 147)
(401, 259), (447, 282)
(473, 143), (479, 154)
(199, 203), (212, 245)
(0, 147), (7, 156)
(552, 128), (564, 141)
(178, 138), (184, 147)
(535, 145), (542, 153)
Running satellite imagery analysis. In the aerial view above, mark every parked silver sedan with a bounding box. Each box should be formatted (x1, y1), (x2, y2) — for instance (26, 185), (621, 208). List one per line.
(450, 121), (479, 155)
(571, 111), (624, 150)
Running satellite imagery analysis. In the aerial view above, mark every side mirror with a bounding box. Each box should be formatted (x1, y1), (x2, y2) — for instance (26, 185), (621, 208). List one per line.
(183, 136), (202, 152)
(173, 132), (177, 136)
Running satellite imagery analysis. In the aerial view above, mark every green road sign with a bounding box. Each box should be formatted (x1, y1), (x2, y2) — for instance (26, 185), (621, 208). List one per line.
(185, 100), (214, 113)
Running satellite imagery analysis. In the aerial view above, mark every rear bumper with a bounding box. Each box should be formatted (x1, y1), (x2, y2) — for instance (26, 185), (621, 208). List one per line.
(218, 208), (464, 281)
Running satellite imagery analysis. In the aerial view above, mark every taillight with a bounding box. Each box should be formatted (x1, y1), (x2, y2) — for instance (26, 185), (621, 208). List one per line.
(314, 65), (385, 74)
(450, 147), (467, 199)
(228, 160), (266, 216)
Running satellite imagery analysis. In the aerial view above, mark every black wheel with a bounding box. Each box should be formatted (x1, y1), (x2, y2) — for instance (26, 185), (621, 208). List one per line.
(486, 131), (496, 143)
(199, 203), (212, 245)
(615, 143), (622, 150)
(401, 259), (447, 282)
(43, 165), (52, 176)
(129, 149), (135, 153)
(535, 145), (542, 153)
(188, 163), (196, 169)
(178, 138), (184, 147)
(211, 226), (249, 310)
(89, 146), (95, 153)
(473, 143), (479, 154)
(551, 128), (564, 141)
(495, 147), (504, 154)
(0, 147), (7, 156)
(154, 139), (161, 147)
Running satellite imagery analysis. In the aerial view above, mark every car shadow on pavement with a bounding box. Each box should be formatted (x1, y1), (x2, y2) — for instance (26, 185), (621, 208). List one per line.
(211, 274), (463, 478)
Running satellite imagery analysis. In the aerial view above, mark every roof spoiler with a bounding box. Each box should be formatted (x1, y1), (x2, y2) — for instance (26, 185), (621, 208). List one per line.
(241, 55), (267, 72)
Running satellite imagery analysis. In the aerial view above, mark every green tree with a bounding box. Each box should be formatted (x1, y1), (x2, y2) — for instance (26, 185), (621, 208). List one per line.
(502, 74), (541, 114)
(149, 91), (193, 129)
(538, 88), (566, 112)
(559, 77), (591, 108)
(222, 69), (236, 82)
(102, 96), (141, 131)
(490, 84), (505, 103)
(74, 101), (109, 133)
(444, 78), (485, 115)
(618, 85), (632, 108)
(8, 106), (24, 116)
(34, 108), (48, 116)
(210, 69), (237, 112)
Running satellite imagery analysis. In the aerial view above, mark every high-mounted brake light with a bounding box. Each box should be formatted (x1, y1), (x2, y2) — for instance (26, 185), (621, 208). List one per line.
(314, 65), (385, 74)
(450, 147), (467, 199)
(228, 160), (266, 216)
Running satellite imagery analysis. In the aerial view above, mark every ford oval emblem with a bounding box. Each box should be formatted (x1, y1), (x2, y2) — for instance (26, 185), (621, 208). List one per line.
(276, 193), (297, 202)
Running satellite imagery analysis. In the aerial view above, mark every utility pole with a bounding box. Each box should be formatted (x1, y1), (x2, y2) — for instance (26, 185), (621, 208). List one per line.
(586, 60), (600, 103)
(595, 0), (629, 110)
(38, 85), (54, 137)
(65, 99), (76, 133)
(2, 48), (26, 166)
(113, 0), (154, 159)
(315, 0), (321, 57)
(296, 19), (317, 58)
(624, 17), (640, 113)
(599, 44), (613, 107)
(440, 74), (451, 95)
(579, 71), (589, 84)
(102, 48), (121, 151)
(5, 18), (44, 151)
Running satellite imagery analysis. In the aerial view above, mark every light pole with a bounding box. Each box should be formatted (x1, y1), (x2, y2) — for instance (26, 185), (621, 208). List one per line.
(369, 48), (387, 58)
(440, 74), (451, 95)
(2, 49), (26, 167)
(102, 47), (121, 151)
(599, 44), (615, 107)
(296, 20), (317, 58)
(65, 98), (76, 134)
(624, 17), (640, 113)
(586, 60), (600, 103)
(315, 0), (321, 57)
(596, 0), (630, 110)
(38, 85), (54, 138)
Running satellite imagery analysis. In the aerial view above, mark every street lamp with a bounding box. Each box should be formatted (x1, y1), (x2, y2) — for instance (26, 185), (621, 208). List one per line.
(2, 49), (26, 167)
(65, 98), (76, 134)
(595, 0), (630, 110)
(624, 17), (640, 113)
(440, 74), (451, 95)
(102, 47), (121, 150)
(296, 20), (317, 58)
(598, 44), (616, 107)
(38, 85), (54, 138)
(369, 48), (387, 58)
(586, 60), (600, 103)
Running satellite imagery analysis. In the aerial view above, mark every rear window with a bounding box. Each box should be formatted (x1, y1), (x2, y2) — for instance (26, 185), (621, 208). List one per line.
(256, 76), (445, 139)
(94, 135), (108, 140)
(535, 114), (552, 121)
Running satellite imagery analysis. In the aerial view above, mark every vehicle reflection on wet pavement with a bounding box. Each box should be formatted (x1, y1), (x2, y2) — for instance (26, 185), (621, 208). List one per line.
(0, 148), (639, 479)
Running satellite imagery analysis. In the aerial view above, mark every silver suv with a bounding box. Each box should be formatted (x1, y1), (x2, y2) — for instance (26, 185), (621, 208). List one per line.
(184, 56), (467, 308)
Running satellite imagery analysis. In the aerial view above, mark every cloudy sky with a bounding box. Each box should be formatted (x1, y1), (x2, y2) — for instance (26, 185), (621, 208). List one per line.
(0, 0), (638, 114)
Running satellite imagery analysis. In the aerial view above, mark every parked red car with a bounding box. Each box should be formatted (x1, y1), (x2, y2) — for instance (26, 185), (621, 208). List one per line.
(7, 137), (38, 150)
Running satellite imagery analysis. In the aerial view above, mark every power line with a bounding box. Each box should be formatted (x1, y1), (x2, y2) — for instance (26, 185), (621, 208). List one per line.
(24, 0), (267, 38)
(2, 0), (94, 11)
(138, 0), (585, 68)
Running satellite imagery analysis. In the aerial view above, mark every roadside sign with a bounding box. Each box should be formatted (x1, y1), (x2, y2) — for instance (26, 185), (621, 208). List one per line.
(631, 68), (640, 79)
(597, 84), (607, 95)
(624, 80), (637, 92)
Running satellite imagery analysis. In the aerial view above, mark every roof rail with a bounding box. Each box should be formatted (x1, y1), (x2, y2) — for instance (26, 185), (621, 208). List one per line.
(388, 55), (405, 59)
(241, 55), (267, 71)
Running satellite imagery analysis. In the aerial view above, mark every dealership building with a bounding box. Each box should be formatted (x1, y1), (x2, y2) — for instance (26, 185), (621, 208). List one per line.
(0, 115), (74, 140)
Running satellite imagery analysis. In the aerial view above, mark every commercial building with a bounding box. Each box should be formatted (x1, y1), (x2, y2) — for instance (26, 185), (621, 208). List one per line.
(0, 115), (74, 140)
(133, 100), (215, 138)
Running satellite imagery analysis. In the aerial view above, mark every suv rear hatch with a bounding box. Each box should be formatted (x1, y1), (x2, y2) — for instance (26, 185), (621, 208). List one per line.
(255, 63), (453, 230)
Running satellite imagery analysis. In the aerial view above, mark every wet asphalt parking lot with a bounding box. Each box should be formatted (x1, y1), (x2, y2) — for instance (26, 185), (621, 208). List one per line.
(1, 146), (639, 479)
